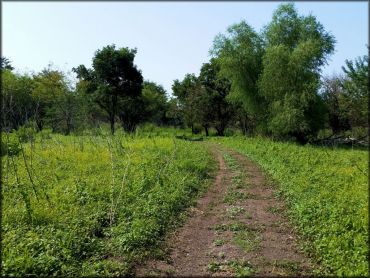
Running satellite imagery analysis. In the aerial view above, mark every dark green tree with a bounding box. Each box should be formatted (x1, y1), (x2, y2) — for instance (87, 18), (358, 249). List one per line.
(321, 74), (350, 134)
(142, 81), (169, 125)
(166, 98), (183, 127)
(0, 57), (14, 71)
(341, 55), (368, 129)
(73, 45), (143, 134)
(198, 59), (233, 136)
(172, 74), (199, 133)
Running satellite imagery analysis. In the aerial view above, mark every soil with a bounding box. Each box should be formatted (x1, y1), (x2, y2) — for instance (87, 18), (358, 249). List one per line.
(135, 143), (313, 277)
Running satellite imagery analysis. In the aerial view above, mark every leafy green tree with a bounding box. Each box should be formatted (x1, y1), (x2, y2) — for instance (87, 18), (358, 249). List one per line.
(198, 59), (233, 136)
(341, 55), (368, 129)
(142, 81), (169, 125)
(259, 3), (335, 142)
(1, 70), (35, 130)
(321, 74), (350, 134)
(73, 45), (143, 134)
(118, 96), (145, 132)
(46, 90), (87, 135)
(172, 74), (199, 133)
(32, 67), (69, 131)
(166, 98), (183, 127)
(0, 57), (14, 71)
(211, 21), (265, 132)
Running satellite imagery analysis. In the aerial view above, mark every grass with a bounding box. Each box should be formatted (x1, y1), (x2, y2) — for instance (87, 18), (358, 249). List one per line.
(213, 136), (368, 276)
(223, 190), (249, 204)
(2, 129), (214, 276)
(273, 260), (301, 275)
(226, 206), (246, 219)
(266, 206), (284, 214)
(3, 127), (368, 276)
(213, 239), (225, 246)
(207, 260), (254, 276)
(233, 229), (261, 252)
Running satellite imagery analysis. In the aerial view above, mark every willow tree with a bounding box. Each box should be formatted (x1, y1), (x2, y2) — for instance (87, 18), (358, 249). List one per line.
(259, 3), (335, 141)
(211, 21), (265, 133)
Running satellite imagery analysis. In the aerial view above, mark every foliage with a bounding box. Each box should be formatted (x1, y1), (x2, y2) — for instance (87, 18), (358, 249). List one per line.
(141, 81), (169, 125)
(171, 60), (234, 136)
(1, 70), (35, 130)
(259, 3), (335, 142)
(172, 74), (199, 133)
(321, 74), (350, 134)
(73, 45), (143, 134)
(340, 55), (368, 129)
(0, 57), (14, 71)
(211, 21), (264, 131)
(2, 130), (213, 276)
(198, 59), (233, 136)
(214, 136), (368, 276)
(210, 3), (335, 142)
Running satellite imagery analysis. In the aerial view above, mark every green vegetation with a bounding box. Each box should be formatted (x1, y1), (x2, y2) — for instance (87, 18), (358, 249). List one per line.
(2, 129), (213, 276)
(207, 260), (254, 276)
(226, 206), (246, 219)
(213, 239), (225, 247)
(273, 260), (302, 275)
(1, 3), (368, 277)
(214, 136), (368, 276)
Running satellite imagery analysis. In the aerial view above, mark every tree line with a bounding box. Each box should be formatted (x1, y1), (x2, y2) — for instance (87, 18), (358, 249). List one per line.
(172, 3), (368, 142)
(1, 3), (368, 142)
(1, 50), (173, 135)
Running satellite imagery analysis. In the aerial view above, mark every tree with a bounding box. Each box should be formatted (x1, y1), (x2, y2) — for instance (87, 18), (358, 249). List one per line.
(211, 21), (265, 133)
(258, 3), (335, 142)
(73, 45), (143, 134)
(172, 74), (199, 133)
(32, 67), (68, 131)
(0, 57), (14, 71)
(341, 55), (368, 129)
(1, 70), (34, 130)
(142, 81), (169, 125)
(198, 59), (233, 136)
(166, 98), (183, 127)
(321, 74), (350, 134)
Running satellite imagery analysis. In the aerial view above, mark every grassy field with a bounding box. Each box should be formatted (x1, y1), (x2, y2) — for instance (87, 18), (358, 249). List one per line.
(2, 128), (214, 276)
(2, 128), (368, 276)
(213, 136), (368, 276)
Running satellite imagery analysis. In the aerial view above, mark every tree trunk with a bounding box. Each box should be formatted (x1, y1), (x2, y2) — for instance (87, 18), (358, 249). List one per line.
(216, 127), (224, 136)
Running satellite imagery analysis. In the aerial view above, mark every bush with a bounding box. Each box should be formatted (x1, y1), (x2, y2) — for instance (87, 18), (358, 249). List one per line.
(16, 126), (36, 143)
(2, 133), (213, 276)
(1, 133), (21, 156)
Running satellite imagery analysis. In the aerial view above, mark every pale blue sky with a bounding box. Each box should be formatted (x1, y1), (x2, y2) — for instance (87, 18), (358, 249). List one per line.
(3, 1), (368, 95)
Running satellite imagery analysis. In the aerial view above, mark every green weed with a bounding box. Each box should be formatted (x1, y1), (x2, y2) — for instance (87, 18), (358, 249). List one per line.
(2, 131), (214, 276)
(213, 136), (368, 276)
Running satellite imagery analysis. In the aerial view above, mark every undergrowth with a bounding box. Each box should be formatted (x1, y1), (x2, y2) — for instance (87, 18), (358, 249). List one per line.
(213, 136), (368, 276)
(2, 129), (213, 276)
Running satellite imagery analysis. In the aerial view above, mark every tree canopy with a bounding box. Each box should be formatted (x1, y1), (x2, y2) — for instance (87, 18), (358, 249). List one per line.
(73, 44), (143, 134)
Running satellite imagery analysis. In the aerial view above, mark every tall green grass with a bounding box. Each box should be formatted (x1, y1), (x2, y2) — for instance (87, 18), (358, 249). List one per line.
(2, 130), (213, 276)
(213, 136), (368, 276)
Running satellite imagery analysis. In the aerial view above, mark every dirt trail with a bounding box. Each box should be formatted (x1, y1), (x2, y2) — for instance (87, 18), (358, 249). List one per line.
(136, 143), (312, 276)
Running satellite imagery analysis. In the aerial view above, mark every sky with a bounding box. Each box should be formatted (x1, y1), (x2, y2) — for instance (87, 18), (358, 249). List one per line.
(3, 1), (368, 95)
